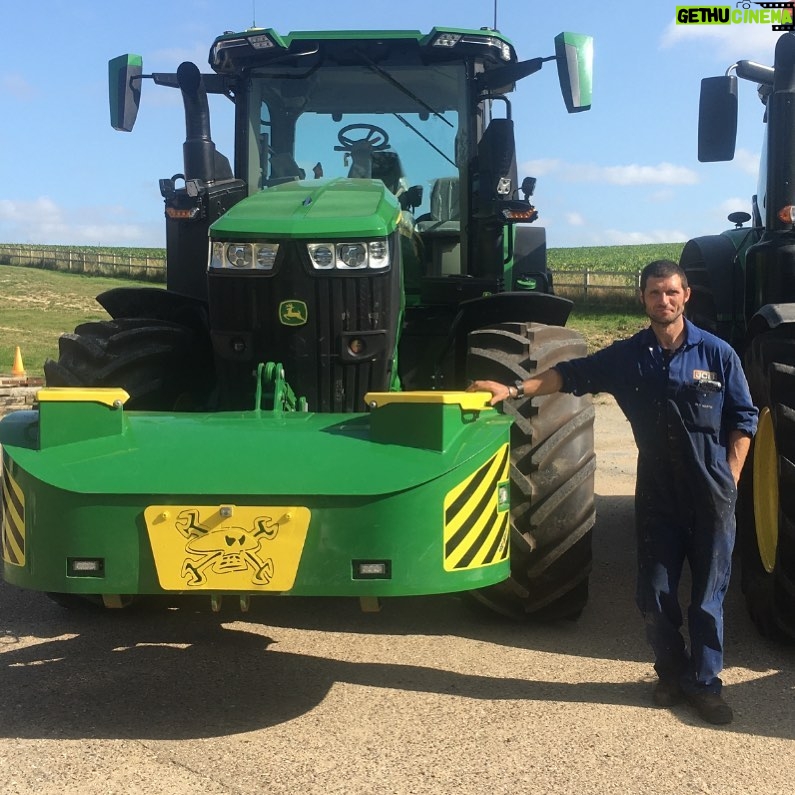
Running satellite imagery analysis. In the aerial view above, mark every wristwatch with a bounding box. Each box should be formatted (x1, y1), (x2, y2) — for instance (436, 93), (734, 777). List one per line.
(511, 380), (525, 399)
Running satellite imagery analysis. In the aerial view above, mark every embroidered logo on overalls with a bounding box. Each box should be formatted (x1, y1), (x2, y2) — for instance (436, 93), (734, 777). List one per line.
(692, 369), (722, 392)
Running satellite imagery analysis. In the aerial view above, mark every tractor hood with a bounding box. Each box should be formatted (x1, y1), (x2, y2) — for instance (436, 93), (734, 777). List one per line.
(210, 177), (402, 239)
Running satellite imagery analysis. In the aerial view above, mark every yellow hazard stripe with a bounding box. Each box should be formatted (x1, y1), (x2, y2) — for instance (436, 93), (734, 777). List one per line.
(443, 444), (510, 571)
(1, 461), (25, 567)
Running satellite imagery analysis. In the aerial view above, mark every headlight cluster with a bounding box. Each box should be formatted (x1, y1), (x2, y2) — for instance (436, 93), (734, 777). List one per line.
(209, 241), (279, 271)
(307, 240), (390, 270)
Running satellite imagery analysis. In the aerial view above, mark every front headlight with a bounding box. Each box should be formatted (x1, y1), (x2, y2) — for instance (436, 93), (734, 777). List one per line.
(308, 244), (335, 270)
(307, 239), (391, 271)
(209, 241), (279, 271)
(338, 243), (367, 269)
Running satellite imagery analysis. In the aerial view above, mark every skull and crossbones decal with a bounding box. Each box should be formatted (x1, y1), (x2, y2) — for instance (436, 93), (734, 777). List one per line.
(175, 508), (279, 587)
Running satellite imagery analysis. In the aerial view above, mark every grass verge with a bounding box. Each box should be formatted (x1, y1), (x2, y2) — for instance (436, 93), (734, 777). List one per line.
(0, 264), (647, 378)
(0, 265), (148, 377)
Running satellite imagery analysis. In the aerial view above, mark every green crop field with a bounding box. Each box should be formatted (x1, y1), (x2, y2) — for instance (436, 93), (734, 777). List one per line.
(0, 241), (686, 276)
(0, 243), (167, 261)
(547, 242), (685, 272)
(1, 239), (676, 377)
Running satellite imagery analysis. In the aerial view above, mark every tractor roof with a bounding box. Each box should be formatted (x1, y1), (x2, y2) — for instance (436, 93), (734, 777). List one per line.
(208, 27), (518, 74)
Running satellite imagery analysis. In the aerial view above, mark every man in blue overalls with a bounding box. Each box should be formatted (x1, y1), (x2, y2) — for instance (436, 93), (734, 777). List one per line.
(469, 259), (758, 725)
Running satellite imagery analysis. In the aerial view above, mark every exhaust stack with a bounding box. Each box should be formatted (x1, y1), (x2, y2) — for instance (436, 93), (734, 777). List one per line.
(177, 61), (231, 183)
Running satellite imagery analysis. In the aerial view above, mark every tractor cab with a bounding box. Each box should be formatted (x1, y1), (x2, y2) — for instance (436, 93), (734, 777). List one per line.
(214, 28), (591, 298)
(108, 28), (592, 410)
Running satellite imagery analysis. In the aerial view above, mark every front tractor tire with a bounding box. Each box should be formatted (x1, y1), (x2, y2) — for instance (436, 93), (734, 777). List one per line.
(41, 316), (216, 611)
(44, 317), (215, 411)
(466, 322), (596, 620)
(740, 328), (795, 639)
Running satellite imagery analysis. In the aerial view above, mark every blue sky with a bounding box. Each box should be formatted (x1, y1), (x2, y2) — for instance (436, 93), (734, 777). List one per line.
(0, 1), (787, 249)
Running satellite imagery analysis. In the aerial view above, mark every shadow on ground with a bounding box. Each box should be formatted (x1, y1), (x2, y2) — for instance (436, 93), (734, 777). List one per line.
(1, 492), (792, 741)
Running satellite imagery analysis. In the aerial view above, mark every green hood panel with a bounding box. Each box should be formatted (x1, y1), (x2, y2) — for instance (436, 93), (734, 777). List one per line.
(211, 178), (402, 239)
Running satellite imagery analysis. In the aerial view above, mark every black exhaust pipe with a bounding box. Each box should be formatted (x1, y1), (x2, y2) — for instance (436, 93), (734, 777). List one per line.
(177, 61), (229, 182)
(165, 61), (240, 302)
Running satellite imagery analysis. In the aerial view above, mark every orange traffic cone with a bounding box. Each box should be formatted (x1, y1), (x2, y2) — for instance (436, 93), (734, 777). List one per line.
(11, 346), (26, 378)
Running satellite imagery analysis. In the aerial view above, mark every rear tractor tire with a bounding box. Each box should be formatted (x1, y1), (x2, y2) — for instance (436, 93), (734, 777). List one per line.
(466, 322), (596, 620)
(740, 329), (795, 639)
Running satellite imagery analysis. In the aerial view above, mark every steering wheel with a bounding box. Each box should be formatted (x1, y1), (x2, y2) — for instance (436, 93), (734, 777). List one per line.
(335, 124), (390, 152)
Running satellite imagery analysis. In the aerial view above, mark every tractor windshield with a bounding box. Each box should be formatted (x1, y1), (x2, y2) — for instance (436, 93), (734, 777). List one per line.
(245, 62), (467, 218)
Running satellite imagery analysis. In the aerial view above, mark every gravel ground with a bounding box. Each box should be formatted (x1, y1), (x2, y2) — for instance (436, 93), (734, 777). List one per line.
(0, 395), (793, 794)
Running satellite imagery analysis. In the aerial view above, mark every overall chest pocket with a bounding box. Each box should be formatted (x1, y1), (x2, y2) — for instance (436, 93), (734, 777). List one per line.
(677, 382), (723, 433)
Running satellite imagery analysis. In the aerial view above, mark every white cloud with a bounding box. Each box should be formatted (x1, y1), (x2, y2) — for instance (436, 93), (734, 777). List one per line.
(0, 197), (161, 246)
(1, 73), (35, 99)
(719, 197), (752, 216)
(0, 197), (60, 223)
(712, 197), (756, 227)
(592, 163), (698, 186)
(648, 189), (675, 202)
(520, 159), (699, 186)
(734, 147), (761, 176)
(602, 228), (691, 246)
(659, 18), (778, 62)
(520, 158), (561, 177)
(565, 212), (585, 226)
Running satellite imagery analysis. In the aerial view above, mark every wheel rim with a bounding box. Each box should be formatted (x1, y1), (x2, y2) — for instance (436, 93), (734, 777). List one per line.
(753, 407), (779, 574)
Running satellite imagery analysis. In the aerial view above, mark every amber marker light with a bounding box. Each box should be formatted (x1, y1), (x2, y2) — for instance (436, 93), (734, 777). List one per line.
(503, 208), (539, 221)
(778, 205), (795, 225)
(166, 207), (200, 220)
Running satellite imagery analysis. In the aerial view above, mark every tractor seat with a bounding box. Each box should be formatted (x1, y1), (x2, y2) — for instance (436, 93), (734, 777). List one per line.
(269, 152), (305, 182)
(415, 177), (462, 277)
(371, 150), (407, 196)
(416, 177), (460, 233)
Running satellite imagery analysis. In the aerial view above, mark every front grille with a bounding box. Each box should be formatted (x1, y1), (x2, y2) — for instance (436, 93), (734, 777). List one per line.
(208, 238), (401, 412)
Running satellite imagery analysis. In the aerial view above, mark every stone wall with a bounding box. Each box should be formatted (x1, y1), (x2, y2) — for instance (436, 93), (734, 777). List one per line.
(0, 376), (44, 417)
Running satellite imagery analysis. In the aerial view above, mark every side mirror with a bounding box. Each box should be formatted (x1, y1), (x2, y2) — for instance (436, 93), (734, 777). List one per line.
(698, 75), (738, 162)
(400, 185), (424, 212)
(554, 32), (593, 113)
(477, 58), (543, 93)
(109, 54), (143, 132)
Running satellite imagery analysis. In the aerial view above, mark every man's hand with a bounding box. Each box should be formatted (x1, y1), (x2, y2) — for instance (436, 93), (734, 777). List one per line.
(727, 430), (752, 486)
(467, 380), (511, 406)
(467, 369), (563, 407)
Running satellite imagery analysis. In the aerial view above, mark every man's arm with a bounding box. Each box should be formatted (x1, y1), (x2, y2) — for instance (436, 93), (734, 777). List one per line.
(467, 368), (564, 406)
(727, 430), (752, 485)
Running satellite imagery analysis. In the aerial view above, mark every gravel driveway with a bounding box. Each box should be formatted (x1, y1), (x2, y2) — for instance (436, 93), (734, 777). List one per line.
(0, 395), (793, 794)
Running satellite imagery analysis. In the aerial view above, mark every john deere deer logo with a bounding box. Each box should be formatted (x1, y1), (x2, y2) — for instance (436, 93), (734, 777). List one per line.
(279, 300), (308, 326)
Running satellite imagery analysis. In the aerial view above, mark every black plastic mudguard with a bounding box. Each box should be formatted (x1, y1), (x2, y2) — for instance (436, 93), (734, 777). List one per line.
(96, 287), (210, 330)
(450, 291), (574, 380)
(747, 303), (795, 336)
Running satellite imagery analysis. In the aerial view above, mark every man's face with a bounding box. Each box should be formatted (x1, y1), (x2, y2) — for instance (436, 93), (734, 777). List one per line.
(640, 274), (691, 327)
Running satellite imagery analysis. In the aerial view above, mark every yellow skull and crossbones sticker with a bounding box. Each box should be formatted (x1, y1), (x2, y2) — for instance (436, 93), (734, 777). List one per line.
(144, 504), (311, 591)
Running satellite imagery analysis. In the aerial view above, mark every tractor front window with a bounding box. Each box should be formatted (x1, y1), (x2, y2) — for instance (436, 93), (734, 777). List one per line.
(246, 62), (467, 219)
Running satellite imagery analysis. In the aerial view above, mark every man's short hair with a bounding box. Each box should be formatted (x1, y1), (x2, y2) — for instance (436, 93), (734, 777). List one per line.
(640, 259), (689, 292)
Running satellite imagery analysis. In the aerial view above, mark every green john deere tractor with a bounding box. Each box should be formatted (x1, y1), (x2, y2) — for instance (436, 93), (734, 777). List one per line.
(681, 31), (795, 638)
(1, 26), (595, 619)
